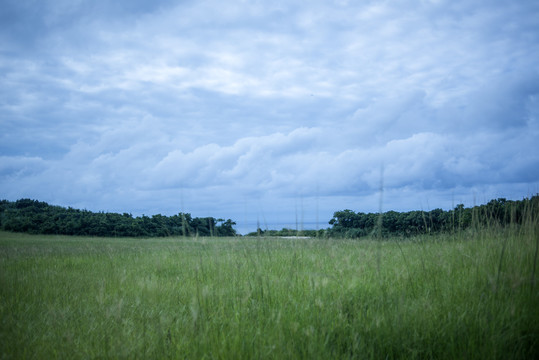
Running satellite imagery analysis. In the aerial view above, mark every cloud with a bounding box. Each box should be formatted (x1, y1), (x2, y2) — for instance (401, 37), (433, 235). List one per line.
(0, 156), (47, 178)
(1, 0), (538, 232)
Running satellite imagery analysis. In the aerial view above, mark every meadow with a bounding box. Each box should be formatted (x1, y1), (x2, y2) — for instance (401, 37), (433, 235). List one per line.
(0, 225), (537, 359)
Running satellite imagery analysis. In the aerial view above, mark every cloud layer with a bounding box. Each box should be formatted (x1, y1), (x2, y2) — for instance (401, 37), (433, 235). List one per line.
(1, 0), (538, 233)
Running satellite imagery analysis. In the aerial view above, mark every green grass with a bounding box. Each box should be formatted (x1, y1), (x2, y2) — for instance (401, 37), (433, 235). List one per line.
(0, 227), (537, 359)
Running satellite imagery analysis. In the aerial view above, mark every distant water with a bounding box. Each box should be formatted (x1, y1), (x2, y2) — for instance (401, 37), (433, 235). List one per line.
(235, 221), (324, 235)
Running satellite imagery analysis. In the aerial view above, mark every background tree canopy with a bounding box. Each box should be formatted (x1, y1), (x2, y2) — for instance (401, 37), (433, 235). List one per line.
(326, 195), (538, 238)
(1, 195), (537, 238)
(0, 199), (236, 237)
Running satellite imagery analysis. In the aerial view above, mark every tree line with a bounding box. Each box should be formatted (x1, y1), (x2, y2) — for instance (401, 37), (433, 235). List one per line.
(327, 195), (539, 238)
(0, 199), (236, 237)
(1, 195), (537, 239)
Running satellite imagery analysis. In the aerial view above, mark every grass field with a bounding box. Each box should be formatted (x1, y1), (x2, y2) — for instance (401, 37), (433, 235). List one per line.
(1, 226), (537, 359)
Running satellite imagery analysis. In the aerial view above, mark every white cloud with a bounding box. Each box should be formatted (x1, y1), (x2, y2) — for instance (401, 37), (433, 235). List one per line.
(1, 0), (538, 232)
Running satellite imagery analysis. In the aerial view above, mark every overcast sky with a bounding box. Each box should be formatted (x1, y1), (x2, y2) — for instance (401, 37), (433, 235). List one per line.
(1, 0), (538, 233)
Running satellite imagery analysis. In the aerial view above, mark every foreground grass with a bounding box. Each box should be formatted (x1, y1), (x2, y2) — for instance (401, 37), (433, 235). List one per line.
(0, 228), (537, 359)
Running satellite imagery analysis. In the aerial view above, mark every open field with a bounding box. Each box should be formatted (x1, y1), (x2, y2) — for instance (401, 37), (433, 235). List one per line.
(1, 228), (537, 359)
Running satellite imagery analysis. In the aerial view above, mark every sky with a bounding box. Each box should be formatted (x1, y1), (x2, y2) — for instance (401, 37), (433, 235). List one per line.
(1, 0), (538, 234)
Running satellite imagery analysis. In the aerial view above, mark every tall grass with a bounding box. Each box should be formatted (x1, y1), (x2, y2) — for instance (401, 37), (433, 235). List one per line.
(0, 219), (537, 358)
